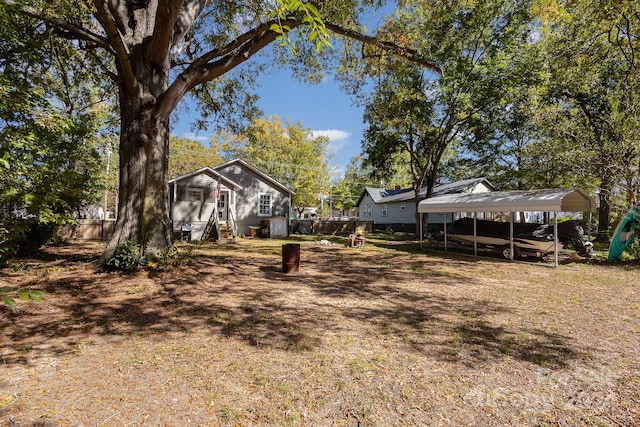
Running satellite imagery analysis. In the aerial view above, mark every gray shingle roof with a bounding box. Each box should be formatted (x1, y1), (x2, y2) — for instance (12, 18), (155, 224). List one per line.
(358, 178), (495, 205)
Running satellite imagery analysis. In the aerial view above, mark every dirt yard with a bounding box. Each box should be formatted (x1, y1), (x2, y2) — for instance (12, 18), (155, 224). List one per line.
(1, 237), (639, 426)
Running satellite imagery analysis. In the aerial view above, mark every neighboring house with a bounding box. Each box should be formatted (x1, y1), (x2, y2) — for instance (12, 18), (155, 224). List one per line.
(169, 159), (295, 240)
(356, 178), (496, 232)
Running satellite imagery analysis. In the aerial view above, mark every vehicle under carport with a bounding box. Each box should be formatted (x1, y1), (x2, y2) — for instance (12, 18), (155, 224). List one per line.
(417, 188), (597, 267)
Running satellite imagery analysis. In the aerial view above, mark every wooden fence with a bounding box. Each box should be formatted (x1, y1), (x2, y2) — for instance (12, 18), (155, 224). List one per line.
(291, 220), (373, 236)
(58, 220), (116, 241)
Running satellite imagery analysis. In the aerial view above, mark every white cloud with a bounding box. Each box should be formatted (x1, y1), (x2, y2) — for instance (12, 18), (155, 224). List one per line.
(312, 129), (353, 161)
(177, 132), (210, 144)
(312, 129), (351, 141)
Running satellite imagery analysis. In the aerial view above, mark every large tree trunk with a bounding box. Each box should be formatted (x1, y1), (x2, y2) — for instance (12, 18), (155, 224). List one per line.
(100, 48), (172, 264)
(105, 110), (171, 261)
(597, 174), (614, 240)
(413, 168), (436, 236)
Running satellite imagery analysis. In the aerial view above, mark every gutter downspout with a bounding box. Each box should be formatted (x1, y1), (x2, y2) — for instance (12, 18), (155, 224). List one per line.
(288, 193), (292, 237)
(171, 182), (177, 235)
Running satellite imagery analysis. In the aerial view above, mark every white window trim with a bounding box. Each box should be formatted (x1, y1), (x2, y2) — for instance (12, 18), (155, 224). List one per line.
(400, 202), (406, 211)
(186, 187), (203, 203)
(382, 203), (388, 217)
(365, 204), (372, 217)
(258, 192), (272, 217)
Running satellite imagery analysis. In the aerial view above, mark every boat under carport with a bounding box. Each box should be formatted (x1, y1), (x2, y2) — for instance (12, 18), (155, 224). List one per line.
(417, 188), (597, 267)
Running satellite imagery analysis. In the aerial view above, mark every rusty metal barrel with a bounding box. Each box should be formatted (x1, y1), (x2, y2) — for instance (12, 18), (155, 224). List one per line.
(282, 243), (300, 273)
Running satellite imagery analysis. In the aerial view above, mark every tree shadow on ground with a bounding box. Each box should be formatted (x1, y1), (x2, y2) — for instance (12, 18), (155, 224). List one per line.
(1, 242), (584, 370)
(9, 241), (102, 266)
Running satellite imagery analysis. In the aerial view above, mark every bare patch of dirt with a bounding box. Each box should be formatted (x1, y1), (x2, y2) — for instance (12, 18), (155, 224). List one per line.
(1, 238), (639, 426)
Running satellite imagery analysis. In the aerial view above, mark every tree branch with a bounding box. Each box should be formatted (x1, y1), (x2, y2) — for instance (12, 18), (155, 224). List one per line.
(147, 0), (185, 64)
(324, 22), (443, 76)
(105, 0), (130, 37)
(190, 18), (300, 69)
(86, 46), (118, 83)
(92, 0), (137, 93)
(160, 20), (296, 117)
(161, 14), (442, 120)
(2, 0), (111, 52)
(171, 0), (208, 46)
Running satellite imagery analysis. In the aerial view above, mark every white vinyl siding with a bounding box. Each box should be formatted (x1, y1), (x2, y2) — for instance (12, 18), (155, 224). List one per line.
(258, 193), (272, 216)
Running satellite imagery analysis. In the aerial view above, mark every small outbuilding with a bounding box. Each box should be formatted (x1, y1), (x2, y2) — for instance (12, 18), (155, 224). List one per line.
(417, 188), (597, 266)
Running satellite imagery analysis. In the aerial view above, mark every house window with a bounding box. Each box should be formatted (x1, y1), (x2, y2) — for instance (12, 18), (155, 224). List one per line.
(382, 203), (388, 217)
(365, 204), (372, 217)
(400, 202), (406, 211)
(258, 193), (272, 216)
(186, 187), (203, 203)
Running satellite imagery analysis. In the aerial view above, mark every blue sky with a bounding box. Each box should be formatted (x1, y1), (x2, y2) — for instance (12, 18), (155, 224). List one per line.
(170, 68), (366, 179)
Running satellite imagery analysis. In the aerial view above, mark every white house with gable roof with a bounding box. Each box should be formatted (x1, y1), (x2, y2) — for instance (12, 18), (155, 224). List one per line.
(356, 178), (496, 232)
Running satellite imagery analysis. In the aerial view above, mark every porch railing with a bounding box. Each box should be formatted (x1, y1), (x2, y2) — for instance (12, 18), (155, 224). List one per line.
(201, 204), (220, 241)
(229, 207), (238, 240)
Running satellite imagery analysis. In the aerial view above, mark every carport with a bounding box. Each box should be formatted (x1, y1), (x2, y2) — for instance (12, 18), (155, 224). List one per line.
(418, 188), (597, 266)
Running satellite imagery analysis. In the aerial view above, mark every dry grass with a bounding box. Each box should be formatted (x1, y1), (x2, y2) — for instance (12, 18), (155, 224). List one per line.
(1, 237), (639, 426)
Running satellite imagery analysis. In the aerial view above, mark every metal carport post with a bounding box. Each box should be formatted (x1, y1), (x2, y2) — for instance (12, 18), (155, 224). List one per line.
(473, 212), (478, 257)
(509, 213), (514, 261)
(444, 213), (448, 251)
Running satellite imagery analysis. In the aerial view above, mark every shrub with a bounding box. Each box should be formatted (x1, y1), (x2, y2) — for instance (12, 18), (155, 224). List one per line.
(18, 220), (57, 256)
(148, 243), (193, 270)
(0, 225), (16, 267)
(107, 240), (144, 271)
(0, 217), (57, 266)
(626, 239), (640, 261)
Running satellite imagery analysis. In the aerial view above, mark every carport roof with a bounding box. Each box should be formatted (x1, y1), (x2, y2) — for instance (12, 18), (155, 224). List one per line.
(417, 188), (597, 213)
